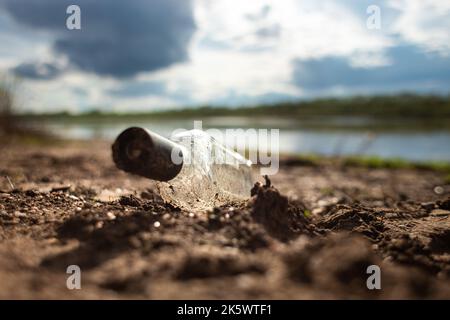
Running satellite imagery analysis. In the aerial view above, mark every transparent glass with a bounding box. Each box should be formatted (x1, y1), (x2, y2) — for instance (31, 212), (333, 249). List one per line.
(157, 130), (254, 210)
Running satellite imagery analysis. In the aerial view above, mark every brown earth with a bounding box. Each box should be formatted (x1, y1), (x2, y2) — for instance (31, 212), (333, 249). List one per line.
(0, 139), (449, 299)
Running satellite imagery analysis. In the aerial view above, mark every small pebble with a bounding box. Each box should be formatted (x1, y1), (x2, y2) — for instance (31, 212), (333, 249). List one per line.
(420, 202), (435, 211)
(209, 214), (217, 220)
(106, 212), (116, 220)
(312, 207), (325, 215)
(434, 186), (444, 195)
(153, 221), (161, 228)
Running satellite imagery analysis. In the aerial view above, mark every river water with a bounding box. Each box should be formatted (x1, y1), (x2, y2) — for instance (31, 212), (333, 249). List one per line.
(40, 116), (450, 162)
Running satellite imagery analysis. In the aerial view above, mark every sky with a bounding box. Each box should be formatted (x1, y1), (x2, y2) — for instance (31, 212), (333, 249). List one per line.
(0, 0), (449, 113)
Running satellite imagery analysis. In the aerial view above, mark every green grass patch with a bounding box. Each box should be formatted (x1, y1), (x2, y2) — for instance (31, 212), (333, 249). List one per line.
(303, 210), (312, 218)
(341, 155), (450, 172)
(342, 156), (413, 169)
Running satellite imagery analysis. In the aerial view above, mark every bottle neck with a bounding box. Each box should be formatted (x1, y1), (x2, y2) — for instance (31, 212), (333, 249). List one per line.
(112, 127), (184, 182)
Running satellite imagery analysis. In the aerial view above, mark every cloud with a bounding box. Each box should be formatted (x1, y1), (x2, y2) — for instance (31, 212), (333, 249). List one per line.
(388, 0), (450, 56)
(292, 45), (450, 94)
(254, 24), (281, 39)
(1, 0), (196, 78)
(12, 61), (64, 80)
(164, 0), (393, 105)
(1, 0), (449, 112)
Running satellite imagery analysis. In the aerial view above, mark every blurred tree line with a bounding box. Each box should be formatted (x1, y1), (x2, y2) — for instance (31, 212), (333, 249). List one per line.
(0, 83), (14, 135)
(0, 76), (28, 137)
(151, 94), (450, 119)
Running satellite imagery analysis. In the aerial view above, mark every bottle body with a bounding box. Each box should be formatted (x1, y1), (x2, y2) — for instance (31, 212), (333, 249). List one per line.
(157, 130), (254, 210)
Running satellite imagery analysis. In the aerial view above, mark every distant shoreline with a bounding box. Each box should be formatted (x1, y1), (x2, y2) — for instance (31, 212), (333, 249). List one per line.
(13, 94), (450, 132)
(15, 93), (450, 120)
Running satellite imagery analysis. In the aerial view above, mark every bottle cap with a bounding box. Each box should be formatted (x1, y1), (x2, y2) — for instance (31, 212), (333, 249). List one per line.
(112, 127), (183, 181)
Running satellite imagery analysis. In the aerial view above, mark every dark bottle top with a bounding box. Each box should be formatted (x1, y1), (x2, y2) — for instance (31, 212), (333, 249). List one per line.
(112, 127), (183, 182)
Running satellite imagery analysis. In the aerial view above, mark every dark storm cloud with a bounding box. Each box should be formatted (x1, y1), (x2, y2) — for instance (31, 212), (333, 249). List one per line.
(1, 0), (196, 78)
(12, 62), (64, 80)
(292, 46), (450, 93)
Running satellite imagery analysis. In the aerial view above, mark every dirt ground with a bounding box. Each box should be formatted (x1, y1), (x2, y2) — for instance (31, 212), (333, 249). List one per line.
(1, 139), (449, 299)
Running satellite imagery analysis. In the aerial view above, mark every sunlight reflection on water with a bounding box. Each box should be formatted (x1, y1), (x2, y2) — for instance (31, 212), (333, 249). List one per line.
(42, 117), (450, 162)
